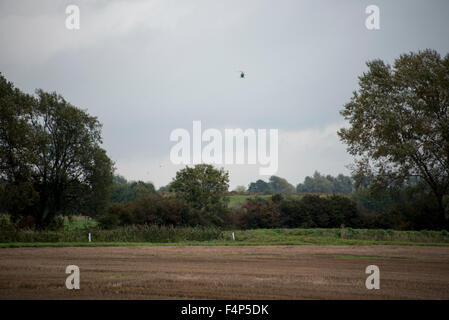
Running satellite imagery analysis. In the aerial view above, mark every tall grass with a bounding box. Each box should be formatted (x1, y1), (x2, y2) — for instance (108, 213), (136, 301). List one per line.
(0, 225), (223, 243)
(1, 211), (448, 245)
(228, 228), (449, 243)
(63, 215), (98, 231)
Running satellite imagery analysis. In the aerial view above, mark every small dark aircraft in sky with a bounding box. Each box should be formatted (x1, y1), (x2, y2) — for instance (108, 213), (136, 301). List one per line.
(238, 71), (245, 78)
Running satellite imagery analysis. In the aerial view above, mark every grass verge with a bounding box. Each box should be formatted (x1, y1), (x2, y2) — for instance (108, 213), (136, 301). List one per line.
(1, 227), (448, 248)
(1, 239), (449, 248)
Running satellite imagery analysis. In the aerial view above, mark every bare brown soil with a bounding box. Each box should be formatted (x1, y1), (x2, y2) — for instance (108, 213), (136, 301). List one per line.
(0, 245), (448, 299)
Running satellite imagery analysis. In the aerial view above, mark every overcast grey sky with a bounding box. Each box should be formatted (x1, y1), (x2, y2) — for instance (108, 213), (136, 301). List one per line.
(1, 0), (448, 189)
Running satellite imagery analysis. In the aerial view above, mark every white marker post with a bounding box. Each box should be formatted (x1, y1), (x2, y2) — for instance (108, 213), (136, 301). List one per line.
(88, 233), (91, 242)
(232, 232), (235, 241)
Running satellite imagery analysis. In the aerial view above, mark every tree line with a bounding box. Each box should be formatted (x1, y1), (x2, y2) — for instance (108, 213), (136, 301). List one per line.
(99, 163), (446, 231)
(1, 49), (448, 231)
(241, 171), (353, 194)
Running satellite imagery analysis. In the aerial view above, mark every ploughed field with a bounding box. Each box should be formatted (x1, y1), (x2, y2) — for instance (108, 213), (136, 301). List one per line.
(0, 245), (448, 299)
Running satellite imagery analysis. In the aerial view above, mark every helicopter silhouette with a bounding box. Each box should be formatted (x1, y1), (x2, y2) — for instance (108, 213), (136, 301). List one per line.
(238, 71), (245, 78)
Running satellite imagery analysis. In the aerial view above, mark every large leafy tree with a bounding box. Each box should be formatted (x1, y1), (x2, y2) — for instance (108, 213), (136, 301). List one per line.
(338, 50), (449, 222)
(109, 175), (156, 203)
(0, 74), (114, 226)
(170, 164), (229, 225)
(268, 176), (295, 194)
(248, 179), (272, 194)
(296, 172), (353, 194)
(296, 172), (333, 193)
(247, 176), (298, 194)
(0, 74), (38, 215)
